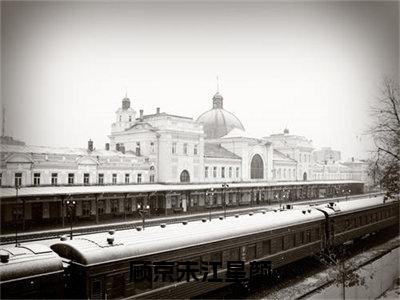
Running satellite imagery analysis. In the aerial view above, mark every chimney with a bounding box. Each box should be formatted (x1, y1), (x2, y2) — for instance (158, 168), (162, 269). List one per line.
(88, 139), (94, 152)
(156, 107), (160, 114)
(105, 143), (110, 151)
(139, 109), (143, 121)
(116, 143), (120, 151)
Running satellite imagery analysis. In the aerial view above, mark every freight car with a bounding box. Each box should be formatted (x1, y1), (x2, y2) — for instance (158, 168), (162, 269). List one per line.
(0, 244), (65, 299)
(49, 196), (398, 299)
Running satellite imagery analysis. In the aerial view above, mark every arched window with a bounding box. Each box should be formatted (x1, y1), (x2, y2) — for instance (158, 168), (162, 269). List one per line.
(303, 172), (307, 181)
(180, 170), (190, 183)
(250, 154), (264, 179)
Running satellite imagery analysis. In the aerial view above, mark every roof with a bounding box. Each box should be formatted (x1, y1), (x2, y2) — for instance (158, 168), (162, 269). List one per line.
(196, 107), (245, 139)
(0, 180), (364, 199)
(220, 128), (264, 140)
(273, 149), (297, 163)
(0, 143), (138, 158)
(141, 112), (193, 121)
(316, 196), (394, 216)
(51, 208), (325, 266)
(204, 143), (241, 160)
(0, 244), (64, 283)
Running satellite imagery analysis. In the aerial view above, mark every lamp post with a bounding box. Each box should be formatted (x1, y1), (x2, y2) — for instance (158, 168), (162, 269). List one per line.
(66, 200), (76, 240)
(13, 185), (21, 246)
(205, 188), (214, 221)
(137, 203), (150, 230)
(222, 183), (229, 218)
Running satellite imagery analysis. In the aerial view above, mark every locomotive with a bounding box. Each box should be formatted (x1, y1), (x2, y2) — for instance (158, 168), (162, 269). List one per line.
(1, 196), (398, 299)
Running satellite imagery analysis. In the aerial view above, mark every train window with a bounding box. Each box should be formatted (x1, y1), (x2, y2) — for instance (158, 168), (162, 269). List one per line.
(300, 232), (305, 244)
(275, 237), (283, 252)
(91, 279), (102, 299)
(306, 230), (311, 243)
(293, 234), (297, 247)
(247, 244), (257, 261)
(315, 227), (320, 239)
(345, 219), (350, 228)
(262, 240), (271, 255)
(226, 248), (240, 261)
(110, 274), (125, 298)
(359, 216), (362, 226)
(210, 251), (222, 262)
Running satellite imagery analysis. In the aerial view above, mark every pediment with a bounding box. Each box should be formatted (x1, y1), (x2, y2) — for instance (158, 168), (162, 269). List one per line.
(5, 153), (34, 164)
(76, 156), (99, 165)
(125, 122), (156, 132)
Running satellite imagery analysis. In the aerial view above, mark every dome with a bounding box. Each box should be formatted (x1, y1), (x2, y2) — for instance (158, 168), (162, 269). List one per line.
(196, 92), (245, 139)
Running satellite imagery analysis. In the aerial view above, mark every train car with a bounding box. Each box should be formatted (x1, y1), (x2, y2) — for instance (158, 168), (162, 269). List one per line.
(316, 196), (399, 247)
(51, 208), (327, 299)
(0, 244), (65, 299)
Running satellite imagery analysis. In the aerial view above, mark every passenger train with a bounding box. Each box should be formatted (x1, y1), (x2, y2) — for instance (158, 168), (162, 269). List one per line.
(0, 196), (398, 299)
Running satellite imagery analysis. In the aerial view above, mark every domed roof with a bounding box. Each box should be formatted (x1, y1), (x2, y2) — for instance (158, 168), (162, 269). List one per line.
(196, 92), (245, 139)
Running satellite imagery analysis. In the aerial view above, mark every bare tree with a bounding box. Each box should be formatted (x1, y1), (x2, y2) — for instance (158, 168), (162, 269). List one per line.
(368, 77), (400, 198)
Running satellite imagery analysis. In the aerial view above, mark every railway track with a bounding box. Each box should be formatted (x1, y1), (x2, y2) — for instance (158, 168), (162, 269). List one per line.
(0, 192), (382, 244)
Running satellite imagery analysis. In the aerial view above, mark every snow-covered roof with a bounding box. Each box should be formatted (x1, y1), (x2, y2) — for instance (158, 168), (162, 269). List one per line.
(204, 143), (241, 159)
(51, 208), (325, 266)
(316, 196), (394, 215)
(0, 143), (137, 158)
(273, 149), (297, 163)
(0, 180), (363, 198)
(0, 244), (64, 282)
(220, 128), (264, 140)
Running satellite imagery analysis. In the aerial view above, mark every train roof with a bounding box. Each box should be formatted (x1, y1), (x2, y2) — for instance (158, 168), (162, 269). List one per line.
(51, 208), (325, 266)
(0, 180), (363, 198)
(316, 196), (395, 215)
(0, 244), (64, 283)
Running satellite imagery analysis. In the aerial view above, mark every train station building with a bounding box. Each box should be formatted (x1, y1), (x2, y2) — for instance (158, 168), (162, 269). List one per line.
(0, 91), (368, 231)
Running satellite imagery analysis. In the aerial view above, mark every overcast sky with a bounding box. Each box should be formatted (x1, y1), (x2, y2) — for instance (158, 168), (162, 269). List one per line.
(2, 1), (399, 160)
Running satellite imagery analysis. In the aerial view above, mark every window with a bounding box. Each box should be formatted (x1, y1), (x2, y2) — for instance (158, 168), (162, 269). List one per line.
(194, 144), (198, 155)
(111, 199), (119, 213)
(172, 142), (177, 154)
(150, 174), (155, 183)
(68, 173), (74, 185)
(262, 240), (271, 255)
(229, 167), (232, 178)
(236, 167), (239, 178)
(180, 170), (190, 183)
(306, 230), (311, 243)
(51, 173), (58, 186)
(84, 173), (90, 185)
(0, 173), (2, 186)
(150, 142), (155, 153)
(112, 173), (117, 184)
(205, 166), (209, 178)
(283, 169), (286, 179)
(129, 116), (132, 122)
(250, 154), (264, 179)
(125, 173), (130, 184)
(136, 142), (141, 156)
(119, 115), (122, 122)
(247, 244), (257, 261)
(137, 173), (142, 183)
(34, 173), (41, 186)
(98, 173), (104, 185)
(15, 173), (22, 187)
(183, 143), (188, 155)
(213, 167), (217, 178)
(82, 201), (91, 216)
(221, 167), (225, 178)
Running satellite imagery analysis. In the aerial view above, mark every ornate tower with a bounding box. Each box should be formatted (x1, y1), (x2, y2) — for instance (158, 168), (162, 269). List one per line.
(111, 94), (136, 134)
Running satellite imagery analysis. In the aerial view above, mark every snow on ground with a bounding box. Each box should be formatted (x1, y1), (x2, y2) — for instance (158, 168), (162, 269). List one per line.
(261, 236), (399, 300)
